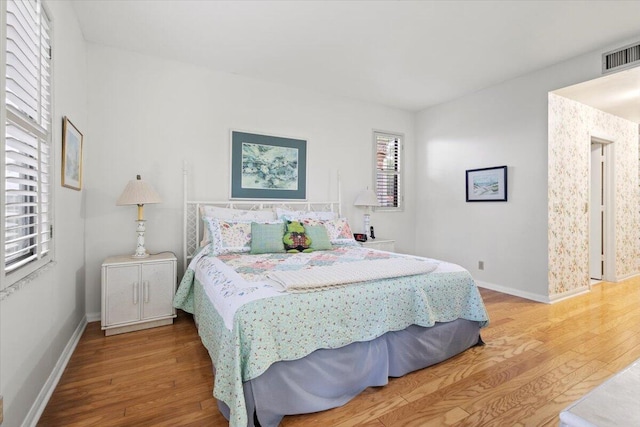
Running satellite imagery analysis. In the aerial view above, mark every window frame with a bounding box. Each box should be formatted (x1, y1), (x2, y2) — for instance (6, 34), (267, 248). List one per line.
(373, 130), (403, 212)
(1, 0), (55, 293)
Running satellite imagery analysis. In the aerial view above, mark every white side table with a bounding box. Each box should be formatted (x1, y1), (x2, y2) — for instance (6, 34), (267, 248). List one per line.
(359, 238), (395, 252)
(101, 252), (177, 336)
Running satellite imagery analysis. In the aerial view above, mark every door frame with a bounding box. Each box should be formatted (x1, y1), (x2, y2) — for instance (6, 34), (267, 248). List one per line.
(589, 132), (615, 283)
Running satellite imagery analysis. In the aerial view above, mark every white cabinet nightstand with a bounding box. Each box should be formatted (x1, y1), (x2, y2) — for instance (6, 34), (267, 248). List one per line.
(101, 252), (177, 336)
(359, 238), (395, 252)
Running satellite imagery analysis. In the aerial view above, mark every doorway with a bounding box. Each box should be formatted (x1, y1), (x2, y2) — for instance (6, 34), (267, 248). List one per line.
(589, 137), (614, 282)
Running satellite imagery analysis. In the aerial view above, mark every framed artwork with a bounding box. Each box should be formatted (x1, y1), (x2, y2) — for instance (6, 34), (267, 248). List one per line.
(466, 165), (507, 202)
(61, 116), (83, 190)
(230, 130), (307, 200)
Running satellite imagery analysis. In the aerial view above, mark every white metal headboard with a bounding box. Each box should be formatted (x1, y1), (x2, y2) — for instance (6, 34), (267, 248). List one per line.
(183, 167), (342, 270)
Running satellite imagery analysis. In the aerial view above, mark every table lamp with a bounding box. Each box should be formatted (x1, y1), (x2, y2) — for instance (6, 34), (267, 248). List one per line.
(354, 188), (378, 237)
(116, 175), (162, 258)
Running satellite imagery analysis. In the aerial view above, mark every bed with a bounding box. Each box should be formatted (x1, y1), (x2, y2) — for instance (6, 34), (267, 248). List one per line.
(174, 197), (489, 427)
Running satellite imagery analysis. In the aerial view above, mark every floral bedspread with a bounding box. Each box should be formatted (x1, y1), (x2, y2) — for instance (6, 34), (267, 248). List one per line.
(179, 246), (437, 330)
(217, 245), (398, 280)
(173, 247), (490, 427)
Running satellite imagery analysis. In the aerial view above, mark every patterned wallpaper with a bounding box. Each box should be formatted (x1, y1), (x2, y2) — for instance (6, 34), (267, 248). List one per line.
(548, 93), (639, 297)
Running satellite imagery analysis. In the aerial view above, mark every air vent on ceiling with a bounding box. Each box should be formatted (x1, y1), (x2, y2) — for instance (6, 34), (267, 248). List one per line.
(602, 41), (640, 74)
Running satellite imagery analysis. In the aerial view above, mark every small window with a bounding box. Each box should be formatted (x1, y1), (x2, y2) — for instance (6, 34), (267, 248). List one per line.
(2, 0), (53, 289)
(374, 131), (402, 210)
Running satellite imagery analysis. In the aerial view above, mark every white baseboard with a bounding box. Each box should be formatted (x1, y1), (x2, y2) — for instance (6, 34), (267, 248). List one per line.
(475, 280), (551, 304)
(615, 271), (640, 282)
(22, 315), (88, 427)
(476, 280), (594, 304)
(547, 286), (590, 303)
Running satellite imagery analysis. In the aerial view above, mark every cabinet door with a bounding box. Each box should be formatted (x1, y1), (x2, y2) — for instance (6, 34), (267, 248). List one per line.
(141, 262), (175, 320)
(104, 265), (141, 325)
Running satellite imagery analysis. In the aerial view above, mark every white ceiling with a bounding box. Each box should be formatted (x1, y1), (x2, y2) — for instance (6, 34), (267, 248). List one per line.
(554, 66), (640, 123)
(70, 0), (640, 118)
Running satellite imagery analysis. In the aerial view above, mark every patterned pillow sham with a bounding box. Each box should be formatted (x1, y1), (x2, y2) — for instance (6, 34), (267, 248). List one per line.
(323, 218), (357, 245)
(199, 206), (276, 247)
(203, 217), (253, 255)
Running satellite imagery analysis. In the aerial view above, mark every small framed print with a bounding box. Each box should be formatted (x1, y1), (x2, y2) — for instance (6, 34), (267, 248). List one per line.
(465, 166), (507, 202)
(62, 117), (83, 191)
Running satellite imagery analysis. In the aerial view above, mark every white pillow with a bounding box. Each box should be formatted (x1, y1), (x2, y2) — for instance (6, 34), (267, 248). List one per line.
(200, 205), (276, 221)
(199, 206), (276, 246)
(275, 208), (337, 222)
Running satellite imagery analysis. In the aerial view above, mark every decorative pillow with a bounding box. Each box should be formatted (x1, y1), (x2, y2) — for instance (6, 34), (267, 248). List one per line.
(323, 218), (357, 245)
(283, 220), (313, 253)
(200, 206), (276, 246)
(275, 208), (337, 222)
(203, 217), (253, 255)
(304, 225), (333, 251)
(250, 222), (286, 254)
(294, 218), (324, 227)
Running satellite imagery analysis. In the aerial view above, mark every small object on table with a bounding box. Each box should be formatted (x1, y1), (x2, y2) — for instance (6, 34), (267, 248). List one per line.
(353, 233), (367, 242)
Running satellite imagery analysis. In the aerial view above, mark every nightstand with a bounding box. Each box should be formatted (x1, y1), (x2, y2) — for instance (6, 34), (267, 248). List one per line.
(101, 252), (177, 336)
(359, 238), (395, 252)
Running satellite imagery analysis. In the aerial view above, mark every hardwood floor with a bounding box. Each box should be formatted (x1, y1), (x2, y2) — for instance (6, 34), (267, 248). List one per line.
(39, 278), (640, 426)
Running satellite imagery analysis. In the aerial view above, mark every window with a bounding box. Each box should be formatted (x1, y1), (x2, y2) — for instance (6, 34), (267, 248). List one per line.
(374, 131), (402, 210)
(1, 0), (53, 289)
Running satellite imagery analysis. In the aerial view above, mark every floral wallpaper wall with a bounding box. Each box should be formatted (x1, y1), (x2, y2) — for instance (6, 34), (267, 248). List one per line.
(548, 93), (639, 297)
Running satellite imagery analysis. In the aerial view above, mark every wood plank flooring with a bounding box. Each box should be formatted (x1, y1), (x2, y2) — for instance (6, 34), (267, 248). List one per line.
(39, 278), (640, 426)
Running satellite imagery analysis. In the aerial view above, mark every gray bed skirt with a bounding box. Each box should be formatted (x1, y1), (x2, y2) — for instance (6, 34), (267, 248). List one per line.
(218, 318), (482, 427)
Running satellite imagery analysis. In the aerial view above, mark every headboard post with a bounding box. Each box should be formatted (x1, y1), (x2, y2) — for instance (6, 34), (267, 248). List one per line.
(183, 160), (188, 271)
(338, 170), (342, 217)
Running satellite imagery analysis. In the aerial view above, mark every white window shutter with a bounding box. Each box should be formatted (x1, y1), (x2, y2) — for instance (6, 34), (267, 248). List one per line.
(374, 131), (402, 210)
(2, 0), (52, 286)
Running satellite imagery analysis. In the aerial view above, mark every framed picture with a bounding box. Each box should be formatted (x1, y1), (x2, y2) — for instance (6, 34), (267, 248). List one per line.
(230, 130), (307, 200)
(466, 165), (507, 202)
(61, 117), (83, 191)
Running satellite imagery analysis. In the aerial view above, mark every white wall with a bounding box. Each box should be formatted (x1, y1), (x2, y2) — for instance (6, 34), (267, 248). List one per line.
(415, 74), (549, 300)
(414, 35), (640, 302)
(84, 44), (416, 317)
(0, 1), (87, 425)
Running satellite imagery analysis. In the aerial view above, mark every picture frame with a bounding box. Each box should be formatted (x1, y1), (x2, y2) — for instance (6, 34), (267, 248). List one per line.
(61, 116), (83, 191)
(465, 165), (507, 202)
(230, 130), (307, 200)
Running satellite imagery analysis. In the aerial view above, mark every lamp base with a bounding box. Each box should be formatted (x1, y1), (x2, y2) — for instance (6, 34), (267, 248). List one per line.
(363, 213), (371, 236)
(132, 220), (149, 258)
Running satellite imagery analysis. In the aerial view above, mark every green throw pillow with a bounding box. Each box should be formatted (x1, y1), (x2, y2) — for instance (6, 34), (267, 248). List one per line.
(305, 225), (333, 251)
(250, 222), (285, 254)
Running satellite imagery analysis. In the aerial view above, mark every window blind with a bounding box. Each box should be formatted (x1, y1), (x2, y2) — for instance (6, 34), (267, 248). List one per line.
(3, 0), (52, 281)
(374, 131), (402, 210)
